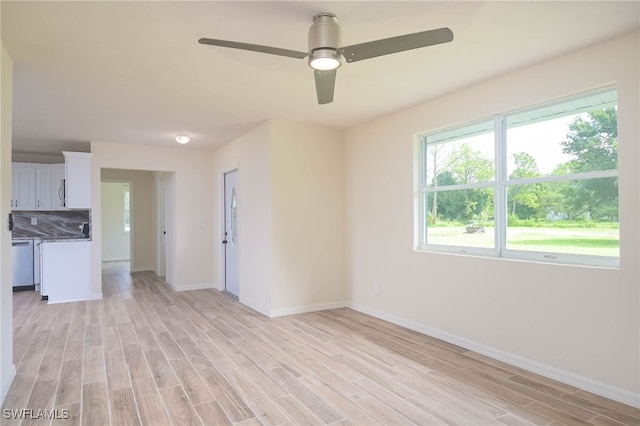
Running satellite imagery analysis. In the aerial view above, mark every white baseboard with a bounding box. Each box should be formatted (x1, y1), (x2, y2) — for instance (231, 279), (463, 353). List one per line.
(167, 282), (215, 292)
(239, 297), (270, 317)
(1, 363), (16, 404)
(47, 296), (95, 304)
(45, 293), (102, 304)
(270, 301), (346, 318)
(347, 302), (640, 409)
(132, 266), (154, 272)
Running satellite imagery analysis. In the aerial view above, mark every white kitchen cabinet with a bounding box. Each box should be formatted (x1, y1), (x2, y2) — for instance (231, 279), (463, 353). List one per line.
(63, 151), (94, 209)
(11, 164), (36, 210)
(11, 155), (92, 211)
(50, 163), (67, 210)
(40, 240), (91, 303)
(12, 163), (55, 211)
(35, 165), (52, 210)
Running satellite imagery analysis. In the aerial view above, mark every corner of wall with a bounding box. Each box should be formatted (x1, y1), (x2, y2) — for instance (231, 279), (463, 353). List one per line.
(240, 296), (271, 318)
(1, 364), (16, 403)
(0, 42), (16, 405)
(172, 283), (216, 292)
(270, 301), (347, 318)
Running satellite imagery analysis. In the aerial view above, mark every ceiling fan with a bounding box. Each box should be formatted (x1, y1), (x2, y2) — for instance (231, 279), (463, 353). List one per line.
(199, 13), (454, 105)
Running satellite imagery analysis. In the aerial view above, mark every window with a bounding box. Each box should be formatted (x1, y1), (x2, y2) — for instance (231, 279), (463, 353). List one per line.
(418, 88), (619, 267)
(123, 185), (131, 233)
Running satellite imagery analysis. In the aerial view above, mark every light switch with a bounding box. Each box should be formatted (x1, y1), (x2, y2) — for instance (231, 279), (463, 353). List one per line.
(31, 217), (37, 225)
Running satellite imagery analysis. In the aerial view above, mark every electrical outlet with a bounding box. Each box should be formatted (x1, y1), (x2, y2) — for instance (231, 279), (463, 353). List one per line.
(31, 217), (37, 225)
(373, 282), (380, 295)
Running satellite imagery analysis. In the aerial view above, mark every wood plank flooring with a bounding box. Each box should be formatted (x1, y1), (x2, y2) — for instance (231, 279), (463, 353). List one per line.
(2, 261), (639, 425)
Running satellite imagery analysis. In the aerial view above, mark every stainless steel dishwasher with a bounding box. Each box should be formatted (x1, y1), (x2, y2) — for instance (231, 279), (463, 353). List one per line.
(12, 240), (35, 291)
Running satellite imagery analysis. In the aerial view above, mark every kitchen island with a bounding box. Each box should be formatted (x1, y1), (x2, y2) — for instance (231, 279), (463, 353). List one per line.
(40, 239), (92, 303)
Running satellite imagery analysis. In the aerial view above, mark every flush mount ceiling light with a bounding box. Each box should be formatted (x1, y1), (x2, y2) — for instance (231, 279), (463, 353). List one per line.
(175, 135), (190, 144)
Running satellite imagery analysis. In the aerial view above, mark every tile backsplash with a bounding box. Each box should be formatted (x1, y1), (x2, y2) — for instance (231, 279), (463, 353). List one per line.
(12, 211), (91, 239)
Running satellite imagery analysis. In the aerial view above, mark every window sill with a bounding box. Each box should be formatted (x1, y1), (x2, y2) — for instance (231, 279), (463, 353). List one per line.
(416, 246), (620, 269)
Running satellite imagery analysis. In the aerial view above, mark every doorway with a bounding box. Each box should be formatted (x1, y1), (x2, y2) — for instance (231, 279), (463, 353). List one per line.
(224, 169), (239, 298)
(101, 181), (132, 267)
(100, 169), (170, 281)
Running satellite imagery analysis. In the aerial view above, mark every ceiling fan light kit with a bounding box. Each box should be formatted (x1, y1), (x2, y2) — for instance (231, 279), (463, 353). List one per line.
(308, 13), (342, 71)
(308, 50), (341, 71)
(198, 13), (453, 104)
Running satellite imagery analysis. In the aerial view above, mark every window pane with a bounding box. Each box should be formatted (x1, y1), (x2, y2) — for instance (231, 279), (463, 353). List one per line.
(124, 189), (130, 233)
(424, 189), (494, 249)
(506, 178), (619, 257)
(424, 120), (495, 188)
(506, 90), (617, 178)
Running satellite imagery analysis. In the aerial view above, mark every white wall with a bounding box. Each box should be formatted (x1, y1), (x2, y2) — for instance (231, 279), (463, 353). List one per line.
(11, 152), (64, 164)
(101, 182), (131, 261)
(213, 120), (346, 317)
(345, 31), (640, 406)
(90, 142), (215, 295)
(213, 122), (273, 315)
(0, 43), (15, 403)
(270, 120), (345, 315)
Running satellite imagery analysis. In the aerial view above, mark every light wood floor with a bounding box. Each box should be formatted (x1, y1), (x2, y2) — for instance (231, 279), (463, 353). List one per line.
(2, 261), (639, 426)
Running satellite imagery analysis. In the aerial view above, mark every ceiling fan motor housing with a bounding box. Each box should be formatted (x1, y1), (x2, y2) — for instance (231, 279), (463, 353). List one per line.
(308, 13), (342, 69)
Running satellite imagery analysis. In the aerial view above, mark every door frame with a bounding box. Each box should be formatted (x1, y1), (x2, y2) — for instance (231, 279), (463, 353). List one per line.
(219, 168), (239, 296)
(155, 173), (168, 277)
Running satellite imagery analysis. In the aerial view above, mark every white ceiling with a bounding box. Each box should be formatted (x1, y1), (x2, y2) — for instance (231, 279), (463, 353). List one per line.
(2, 1), (639, 153)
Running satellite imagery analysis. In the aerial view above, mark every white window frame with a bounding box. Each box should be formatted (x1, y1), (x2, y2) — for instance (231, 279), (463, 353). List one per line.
(417, 87), (619, 268)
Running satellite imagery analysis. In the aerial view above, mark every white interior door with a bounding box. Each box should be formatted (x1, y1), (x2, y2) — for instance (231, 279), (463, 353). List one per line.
(224, 170), (239, 298)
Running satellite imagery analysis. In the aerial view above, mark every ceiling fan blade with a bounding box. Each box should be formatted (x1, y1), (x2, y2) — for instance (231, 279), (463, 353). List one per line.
(314, 69), (337, 104)
(339, 27), (453, 63)
(198, 38), (307, 59)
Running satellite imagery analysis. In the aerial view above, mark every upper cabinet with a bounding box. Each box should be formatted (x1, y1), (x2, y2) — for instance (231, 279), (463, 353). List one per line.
(11, 152), (93, 211)
(12, 164), (52, 211)
(11, 164), (36, 210)
(35, 166), (52, 210)
(63, 151), (94, 209)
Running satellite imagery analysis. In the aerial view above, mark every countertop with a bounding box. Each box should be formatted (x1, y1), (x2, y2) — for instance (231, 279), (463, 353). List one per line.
(40, 238), (92, 243)
(12, 236), (91, 242)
